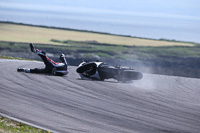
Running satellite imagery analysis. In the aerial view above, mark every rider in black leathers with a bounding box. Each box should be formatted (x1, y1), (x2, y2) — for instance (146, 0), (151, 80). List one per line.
(17, 43), (68, 76)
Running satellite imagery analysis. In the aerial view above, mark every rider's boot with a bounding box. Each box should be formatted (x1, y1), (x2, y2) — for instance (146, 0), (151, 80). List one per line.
(30, 43), (46, 55)
(17, 68), (30, 73)
(30, 43), (36, 53)
(17, 68), (25, 72)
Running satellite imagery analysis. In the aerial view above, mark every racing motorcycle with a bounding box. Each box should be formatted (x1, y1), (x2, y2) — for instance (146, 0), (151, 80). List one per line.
(76, 61), (143, 82)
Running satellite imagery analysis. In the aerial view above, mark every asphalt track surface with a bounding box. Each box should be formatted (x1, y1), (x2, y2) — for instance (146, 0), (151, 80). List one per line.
(0, 59), (200, 133)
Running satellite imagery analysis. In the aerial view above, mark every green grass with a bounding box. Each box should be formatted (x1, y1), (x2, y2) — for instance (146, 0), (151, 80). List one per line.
(0, 55), (27, 60)
(134, 46), (200, 58)
(0, 22), (197, 47)
(1, 41), (200, 61)
(0, 21), (199, 61)
(0, 116), (49, 133)
(0, 54), (37, 61)
(49, 39), (200, 58)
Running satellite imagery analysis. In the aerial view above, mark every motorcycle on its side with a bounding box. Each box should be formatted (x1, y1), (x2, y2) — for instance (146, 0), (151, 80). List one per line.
(76, 61), (143, 82)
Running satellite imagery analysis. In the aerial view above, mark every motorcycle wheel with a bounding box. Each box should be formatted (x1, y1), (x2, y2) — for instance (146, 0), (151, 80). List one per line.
(118, 70), (143, 81)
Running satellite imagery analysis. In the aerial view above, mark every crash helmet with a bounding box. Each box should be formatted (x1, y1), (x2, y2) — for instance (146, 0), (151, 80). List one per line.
(60, 53), (66, 63)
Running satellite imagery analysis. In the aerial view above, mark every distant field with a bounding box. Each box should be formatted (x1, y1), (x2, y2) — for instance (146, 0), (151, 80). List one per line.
(0, 22), (195, 47)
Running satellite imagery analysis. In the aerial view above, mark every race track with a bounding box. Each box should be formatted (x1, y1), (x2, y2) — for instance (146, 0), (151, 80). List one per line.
(0, 59), (200, 133)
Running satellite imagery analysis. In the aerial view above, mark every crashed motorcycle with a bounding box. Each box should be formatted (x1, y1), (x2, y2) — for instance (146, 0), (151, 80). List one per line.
(76, 61), (143, 82)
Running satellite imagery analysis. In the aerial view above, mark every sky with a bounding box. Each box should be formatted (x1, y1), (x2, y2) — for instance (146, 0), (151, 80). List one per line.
(1, 0), (200, 18)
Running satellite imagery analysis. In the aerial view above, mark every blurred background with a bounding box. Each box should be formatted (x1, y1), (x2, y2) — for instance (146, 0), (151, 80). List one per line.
(0, 0), (200, 78)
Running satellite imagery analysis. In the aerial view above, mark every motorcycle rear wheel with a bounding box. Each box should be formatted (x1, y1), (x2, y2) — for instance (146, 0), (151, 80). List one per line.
(118, 70), (143, 82)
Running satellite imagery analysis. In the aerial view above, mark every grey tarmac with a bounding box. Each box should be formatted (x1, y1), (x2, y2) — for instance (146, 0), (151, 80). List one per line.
(0, 60), (200, 133)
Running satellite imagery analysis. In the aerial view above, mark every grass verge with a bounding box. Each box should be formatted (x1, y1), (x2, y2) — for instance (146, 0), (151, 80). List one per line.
(0, 55), (37, 61)
(0, 55), (26, 60)
(1, 41), (200, 61)
(0, 116), (49, 133)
